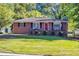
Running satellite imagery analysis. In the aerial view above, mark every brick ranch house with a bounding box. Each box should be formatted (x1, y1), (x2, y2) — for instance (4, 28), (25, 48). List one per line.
(12, 18), (68, 36)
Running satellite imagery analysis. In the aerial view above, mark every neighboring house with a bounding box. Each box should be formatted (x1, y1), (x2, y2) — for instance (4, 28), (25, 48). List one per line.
(0, 20), (14, 34)
(12, 18), (68, 36)
(0, 26), (12, 34)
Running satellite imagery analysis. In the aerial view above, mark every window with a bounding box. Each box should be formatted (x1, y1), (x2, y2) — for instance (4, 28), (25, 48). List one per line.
(54, 24), (60, 30)
(18, 23), (26, 27)
(32, 23), (40, 29)
(33, 23), (36, 29)
(5, 28), (8, 33)
(53, 21), (61, 30)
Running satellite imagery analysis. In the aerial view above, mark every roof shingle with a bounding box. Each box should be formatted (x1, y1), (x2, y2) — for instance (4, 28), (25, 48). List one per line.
(14, 18), (68, 23)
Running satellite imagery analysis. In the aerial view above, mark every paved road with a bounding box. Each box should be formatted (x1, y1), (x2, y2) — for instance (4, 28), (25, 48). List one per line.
(0, 52), (38, 56)
(0, 52), (25, 56)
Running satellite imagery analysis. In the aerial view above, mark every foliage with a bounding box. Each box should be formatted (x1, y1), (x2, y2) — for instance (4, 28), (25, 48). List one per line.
(0, 4), (15, 29)
(13, 4), (44, 19)
(0, 3), (79, 31)
(36, 3), (54, 17)
(50, 3), (79, 31)
(59, 4), (79, 31)
(25, 10), (44, 17)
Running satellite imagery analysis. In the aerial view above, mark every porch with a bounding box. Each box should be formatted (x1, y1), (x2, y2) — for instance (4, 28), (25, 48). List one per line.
(30, 29), (67, 36)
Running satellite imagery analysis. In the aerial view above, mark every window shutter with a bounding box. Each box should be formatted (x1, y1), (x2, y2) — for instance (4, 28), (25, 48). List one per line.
(31, 23), (33, 29)
(52, 23), (53, 30)
(40, 23), (42, 29)
(18, 23), (20, 27)
(24, 23), (26, 27)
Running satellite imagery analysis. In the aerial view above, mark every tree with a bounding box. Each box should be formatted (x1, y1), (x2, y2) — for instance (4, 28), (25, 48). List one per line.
(59, 3), (79, 31)
(13, 3), (37, 19)
(0, 3), (79, 32)
(26, 10), (44, 17)
(36, 3), (55, 18)
(0, 4), (15, 29)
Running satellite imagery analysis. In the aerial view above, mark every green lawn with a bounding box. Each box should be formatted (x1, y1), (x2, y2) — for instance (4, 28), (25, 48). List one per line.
(0, 36), (79, 56)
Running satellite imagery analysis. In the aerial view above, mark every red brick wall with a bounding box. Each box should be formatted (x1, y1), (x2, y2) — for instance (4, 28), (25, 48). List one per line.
(12, 22), (68, 34)
(12, 22), (31, 34)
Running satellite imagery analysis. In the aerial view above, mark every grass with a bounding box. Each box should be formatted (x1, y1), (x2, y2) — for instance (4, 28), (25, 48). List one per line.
(0, 36), (79, 56)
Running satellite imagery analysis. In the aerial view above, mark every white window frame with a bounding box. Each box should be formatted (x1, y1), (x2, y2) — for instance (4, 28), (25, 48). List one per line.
(18, 23), (26, 27)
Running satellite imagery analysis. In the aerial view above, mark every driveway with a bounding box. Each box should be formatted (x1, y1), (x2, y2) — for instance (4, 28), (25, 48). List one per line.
(0, 34), (27, 38)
